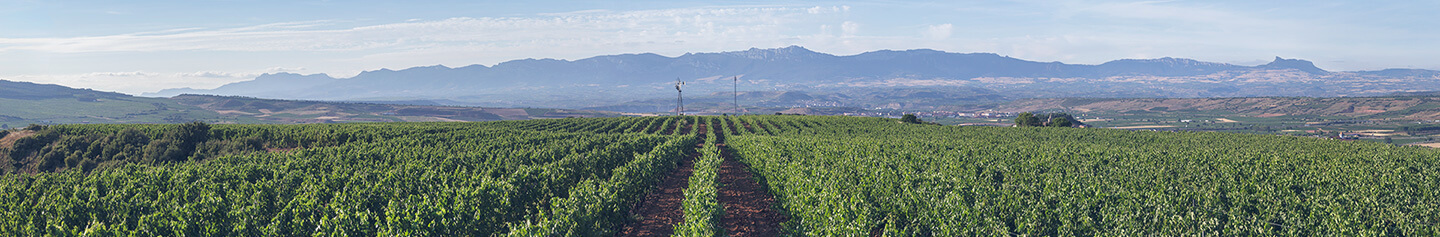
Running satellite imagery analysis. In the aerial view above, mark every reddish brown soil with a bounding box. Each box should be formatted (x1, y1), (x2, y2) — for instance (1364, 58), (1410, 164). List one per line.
(648, 121), (663, 134)
(755, 121), (771, 135)
(715, 132), (788, 236)
(633, 120), (652, 133)
(619, 124), (707, 236)
(724, 118), (740, 135)
(621, 122), (787, 236)
(766, 121), (782, 132)
(617, 146), (697, 236)
(678, 120), (693, 135)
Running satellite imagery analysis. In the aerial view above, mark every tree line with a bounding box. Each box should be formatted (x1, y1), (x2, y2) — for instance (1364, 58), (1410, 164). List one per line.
(1014, 112), (1083, 127)
(1, 122), (263, 174)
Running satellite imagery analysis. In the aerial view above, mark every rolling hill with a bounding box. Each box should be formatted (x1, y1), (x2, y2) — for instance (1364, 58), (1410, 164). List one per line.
(0, 80), (622, 127)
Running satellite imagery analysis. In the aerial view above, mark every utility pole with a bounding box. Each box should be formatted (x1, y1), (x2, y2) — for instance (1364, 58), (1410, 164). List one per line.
(733, 76), (739, 114)
(675, 78), (685, 116)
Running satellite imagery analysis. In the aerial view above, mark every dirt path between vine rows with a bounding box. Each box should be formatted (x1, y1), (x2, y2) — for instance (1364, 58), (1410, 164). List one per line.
(737, 119), (756, 134)
(617, 123), (707, 236)
(714, 128), (788, 236)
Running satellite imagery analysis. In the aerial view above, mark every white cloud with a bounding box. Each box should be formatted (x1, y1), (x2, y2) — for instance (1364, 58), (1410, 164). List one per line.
(80, 71), (161, 77)
(807, 6), (823, 14)
(1066, 0), (1263, 27)
(180, 71), (259, 78)
(924, 24), (953, 40)
(0, 7), (839, 54)
(841, 21), (859, 37)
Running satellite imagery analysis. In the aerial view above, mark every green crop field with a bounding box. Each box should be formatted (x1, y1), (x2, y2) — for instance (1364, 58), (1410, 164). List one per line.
(1, 116), (1437, 236)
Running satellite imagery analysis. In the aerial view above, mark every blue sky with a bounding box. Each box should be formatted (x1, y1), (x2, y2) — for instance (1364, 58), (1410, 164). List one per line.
(2, 0), (1437, 94)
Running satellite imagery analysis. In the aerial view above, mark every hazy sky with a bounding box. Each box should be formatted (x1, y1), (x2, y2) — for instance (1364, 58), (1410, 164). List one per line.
(3, 0), (1437, 94)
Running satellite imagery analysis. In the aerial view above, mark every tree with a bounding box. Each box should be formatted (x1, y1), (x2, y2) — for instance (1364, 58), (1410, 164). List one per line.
(1050, 117), (1073, 127)
(1015, 112), (1041, 127)
(901, 114), (921, 124)
(145, 122), (212, 163)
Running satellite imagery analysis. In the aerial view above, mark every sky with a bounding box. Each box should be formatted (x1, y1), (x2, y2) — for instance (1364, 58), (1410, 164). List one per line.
(2, 0), (1437, 95)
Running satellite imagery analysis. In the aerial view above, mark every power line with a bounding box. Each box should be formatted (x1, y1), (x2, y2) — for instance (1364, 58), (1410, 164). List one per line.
(733, 76), (739, 114)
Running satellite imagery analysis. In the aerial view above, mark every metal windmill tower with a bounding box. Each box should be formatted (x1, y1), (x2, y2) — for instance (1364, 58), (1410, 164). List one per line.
(674, 78), (685, 116)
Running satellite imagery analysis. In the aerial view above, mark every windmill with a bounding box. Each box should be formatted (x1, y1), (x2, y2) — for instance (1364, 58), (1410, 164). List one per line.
(674, 78), (685, 116)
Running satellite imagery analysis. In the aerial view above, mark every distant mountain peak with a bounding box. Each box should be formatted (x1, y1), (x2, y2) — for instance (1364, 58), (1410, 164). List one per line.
(1102, 57), (1238, 67)
(258, 72), (331, 78)
(1259, 56), (1328, 74)
(1089, 57), (1244, 77)
(724, 45), (825, 60)
(1143, 57), (1195, 63)
(254, 72), (335, 81)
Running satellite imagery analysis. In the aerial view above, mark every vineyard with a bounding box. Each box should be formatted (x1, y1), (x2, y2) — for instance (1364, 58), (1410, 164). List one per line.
(1, 115), (1438, 235)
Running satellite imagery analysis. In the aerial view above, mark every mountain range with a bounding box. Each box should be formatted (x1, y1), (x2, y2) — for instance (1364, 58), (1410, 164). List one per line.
(145, 46), (1440, 111)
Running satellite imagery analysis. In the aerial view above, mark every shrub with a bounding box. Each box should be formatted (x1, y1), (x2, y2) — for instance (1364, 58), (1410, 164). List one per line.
(901, 114), (921, 124)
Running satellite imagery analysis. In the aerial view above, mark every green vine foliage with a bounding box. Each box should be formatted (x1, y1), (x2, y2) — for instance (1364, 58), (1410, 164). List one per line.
(1, 116), (1436, 236)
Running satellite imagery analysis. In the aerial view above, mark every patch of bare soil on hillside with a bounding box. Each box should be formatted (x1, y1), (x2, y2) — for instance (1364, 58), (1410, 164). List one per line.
(0, 130), (35, 148)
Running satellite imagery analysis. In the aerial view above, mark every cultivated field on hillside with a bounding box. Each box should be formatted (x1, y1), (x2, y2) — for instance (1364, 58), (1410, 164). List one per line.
(1, 116), (1436, 235)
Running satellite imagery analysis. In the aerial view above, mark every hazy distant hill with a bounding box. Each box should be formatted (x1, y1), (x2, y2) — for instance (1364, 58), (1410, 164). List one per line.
(150, 73), (338, 98)
(0, 80), (620, 126)
(143, 46), (1440, 112)
(1, 80), (239, 126)
(1, 80), (129, 100)
(995, 96), (1440, 120)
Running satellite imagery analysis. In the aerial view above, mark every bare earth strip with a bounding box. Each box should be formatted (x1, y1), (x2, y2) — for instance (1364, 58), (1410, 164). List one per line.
(714, 130), (788, 236)
(616, 149), (698, 236)
(617, 124), (707, 236)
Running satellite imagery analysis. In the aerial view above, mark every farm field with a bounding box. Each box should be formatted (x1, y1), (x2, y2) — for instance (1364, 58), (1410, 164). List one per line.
(1, 115), (1438, 235)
